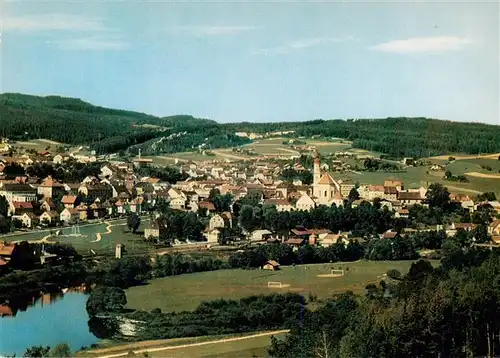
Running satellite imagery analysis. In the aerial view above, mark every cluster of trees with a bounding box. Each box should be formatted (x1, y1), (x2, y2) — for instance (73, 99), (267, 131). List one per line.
(0, 195), (11, 234)
(477, 191), (497, 201)
(151, 253), (226, 278)
(124, 293), (305, 341)
(0, 260), (88, 301)
(152, 208), (204, 242)
(362, 158), (403, 172)
(228, 231), (449, 268)
(444, 170), (469, 183)
(25, 161), (103, 183)
(92, 253), (226, 291)
(86, 286), (127, 316)
(237, 201), (394, 237)
(23, 343), (72, 357)
(280, 168), (313, 185)
(135, 164), (188, 183)
(207, 189), (233, 213)
(100, 256), (152, 289)
(406, 183), (498, 227)
(228, 242), (365, 268)
(270, 249), (500, 358)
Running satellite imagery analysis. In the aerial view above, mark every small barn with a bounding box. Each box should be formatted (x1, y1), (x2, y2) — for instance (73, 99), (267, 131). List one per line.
(263, 260), (280, 271)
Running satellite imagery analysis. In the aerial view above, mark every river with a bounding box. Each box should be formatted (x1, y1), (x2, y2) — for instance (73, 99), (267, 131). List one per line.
(0, 291), (99, 357)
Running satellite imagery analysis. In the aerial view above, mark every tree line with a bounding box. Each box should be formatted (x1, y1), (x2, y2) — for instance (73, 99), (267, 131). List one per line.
(3, 94), (500, 158)
(269, 249), (500, 358)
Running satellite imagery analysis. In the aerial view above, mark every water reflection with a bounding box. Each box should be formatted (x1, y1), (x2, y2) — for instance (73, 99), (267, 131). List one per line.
(0, 285), (87, 318)
(0, 288), (98, 357)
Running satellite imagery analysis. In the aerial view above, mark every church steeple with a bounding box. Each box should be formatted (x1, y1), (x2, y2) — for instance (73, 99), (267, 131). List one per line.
(313, 149), (321, 185)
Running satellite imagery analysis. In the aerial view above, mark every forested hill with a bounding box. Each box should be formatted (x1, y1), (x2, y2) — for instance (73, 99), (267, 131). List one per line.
(0, 93), (218, 154)
(226, 118), (500, 157)
(1, 93), (499, 157)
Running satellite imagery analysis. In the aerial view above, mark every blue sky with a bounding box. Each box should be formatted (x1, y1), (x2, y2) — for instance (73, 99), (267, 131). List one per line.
(1, 1), (498, 124)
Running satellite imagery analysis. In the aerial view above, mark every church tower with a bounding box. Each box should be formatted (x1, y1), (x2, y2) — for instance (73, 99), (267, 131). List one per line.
(313, 149), (321, 185)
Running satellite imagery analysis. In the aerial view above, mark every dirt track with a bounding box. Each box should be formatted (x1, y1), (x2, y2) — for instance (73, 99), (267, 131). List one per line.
(212, 150), (247, 161)
(430, 153), (500, 160)
(465, 172), (500, 179)
(444, 184), (482, 194)
(92, 330), (290, 358)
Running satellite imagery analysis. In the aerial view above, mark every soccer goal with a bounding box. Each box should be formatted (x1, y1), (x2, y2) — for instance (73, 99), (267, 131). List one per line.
(268, 281), (283, 288)
(331, 269), (345, 277)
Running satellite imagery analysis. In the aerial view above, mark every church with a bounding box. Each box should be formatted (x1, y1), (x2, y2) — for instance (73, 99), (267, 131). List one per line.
(312, 151), (344, 206)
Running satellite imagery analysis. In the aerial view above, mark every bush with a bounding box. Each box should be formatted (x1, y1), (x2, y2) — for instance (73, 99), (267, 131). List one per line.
(387, 269), (402, 280)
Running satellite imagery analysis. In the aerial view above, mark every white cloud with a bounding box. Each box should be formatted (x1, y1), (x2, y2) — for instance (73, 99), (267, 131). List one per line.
(47, 36), (129, 51)
(370, 36), (472, 54)
(1, 13), (107, 32)
(168, 25), (256, 37)
(1, 12), (127, 51)
(252, 36), (357, 56)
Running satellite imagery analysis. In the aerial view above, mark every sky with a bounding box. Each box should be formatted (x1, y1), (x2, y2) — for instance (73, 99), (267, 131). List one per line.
(1, 1), (499, 125)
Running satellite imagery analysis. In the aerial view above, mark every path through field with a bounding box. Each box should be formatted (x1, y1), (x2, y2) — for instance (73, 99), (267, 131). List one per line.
(211, 149), (247, 161)
(13, 234), (52, 244)
(430, 153), (500, 160)
(37, 139), (62, 145)
(444, 184), (482, 194)
(276, 147), (300, 155)
(93, 330), (289, 358)
(465, 172), (500, 179)
(155, 155), (188, 162)
(15, 141), (39, 146)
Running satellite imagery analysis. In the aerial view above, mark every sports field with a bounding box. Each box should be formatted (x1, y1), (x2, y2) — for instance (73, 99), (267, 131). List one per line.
(0, 218), (153, 256)
(125, 260), (434, 313)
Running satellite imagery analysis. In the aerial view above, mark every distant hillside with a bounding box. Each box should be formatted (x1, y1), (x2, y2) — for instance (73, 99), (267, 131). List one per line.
(0, 93), (216, 154)
(1, 93), (499, 157)
(224, 118), (500, 158)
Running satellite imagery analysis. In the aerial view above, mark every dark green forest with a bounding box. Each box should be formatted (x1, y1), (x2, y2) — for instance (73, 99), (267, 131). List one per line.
(2, 93), (499, 157)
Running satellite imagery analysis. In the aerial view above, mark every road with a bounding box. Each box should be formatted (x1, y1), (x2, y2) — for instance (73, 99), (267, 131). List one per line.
(94, 330), (289, 358)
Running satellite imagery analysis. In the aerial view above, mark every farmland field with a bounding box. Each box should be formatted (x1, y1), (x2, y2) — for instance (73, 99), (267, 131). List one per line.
(125, 260), (436, 313)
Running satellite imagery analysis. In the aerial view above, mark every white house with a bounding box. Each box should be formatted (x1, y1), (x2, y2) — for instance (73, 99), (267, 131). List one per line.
(53, 155), (64, 164)
(60, 208), (79, 223)
(249, 229), (272, 241)
(263, 199), (293, 212)
(209, 214), (225, 230)
(204, 228), (221, 243)
(13, 213), (38, 228)
(295, 194), (316, 211)
(169, 197), (186, 210)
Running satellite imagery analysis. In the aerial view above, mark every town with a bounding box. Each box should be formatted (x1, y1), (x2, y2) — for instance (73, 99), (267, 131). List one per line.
(1, 137), (499, 272)
(2, 1), (500, 355)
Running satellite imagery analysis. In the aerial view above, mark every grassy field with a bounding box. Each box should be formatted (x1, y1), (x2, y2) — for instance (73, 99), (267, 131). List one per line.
(125, 260), (433, 313)
(0, 218), (153, 256)
(78, 331), (287, 358)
